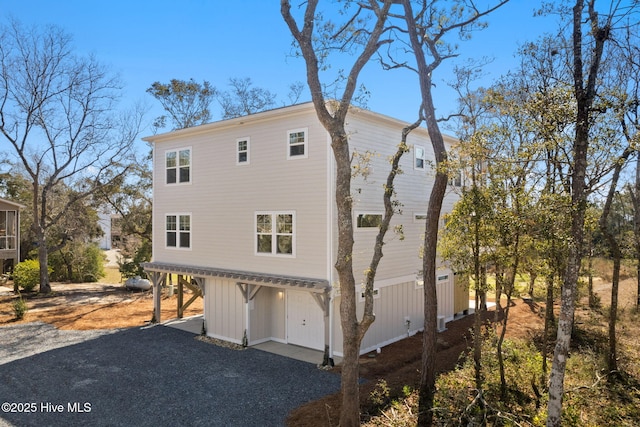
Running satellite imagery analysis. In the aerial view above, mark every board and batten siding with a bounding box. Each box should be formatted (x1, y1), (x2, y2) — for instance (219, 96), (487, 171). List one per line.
(331, 268), (458, 356)
(249, 287), (286, 344)
(332, 278), (424, 356)
(205, 277), (245, 344)
(148, 105), (331, 280)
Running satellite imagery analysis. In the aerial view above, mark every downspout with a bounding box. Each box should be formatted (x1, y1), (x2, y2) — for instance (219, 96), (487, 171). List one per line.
(326, 130), (336, 363)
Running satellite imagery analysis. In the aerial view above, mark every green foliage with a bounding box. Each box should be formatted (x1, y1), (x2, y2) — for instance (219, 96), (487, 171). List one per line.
(434, 335), (546, 426)
(48, 242), (105, 283)
(369, 379), (391, 408)
(118, 239), (151, 279)
(147, 78), (216, 130)
(12, 293), (28, 319)
(13, 260), (42, 292)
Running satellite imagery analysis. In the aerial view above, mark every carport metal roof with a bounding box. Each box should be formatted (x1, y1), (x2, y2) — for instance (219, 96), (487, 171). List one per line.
(141, 261), (331, 293)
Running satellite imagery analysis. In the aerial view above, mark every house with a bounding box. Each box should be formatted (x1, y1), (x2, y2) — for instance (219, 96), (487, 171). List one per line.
(96, 208), (113, 250)
(142, 102), (467, 364)
(0, 197), (23, 275)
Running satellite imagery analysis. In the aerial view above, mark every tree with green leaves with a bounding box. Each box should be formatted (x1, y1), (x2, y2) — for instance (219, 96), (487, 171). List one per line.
(545, 1), (634, 424)
(147, 78), (216, 130)
(393, 2), (509, 424)
(218, 77), (277, 119)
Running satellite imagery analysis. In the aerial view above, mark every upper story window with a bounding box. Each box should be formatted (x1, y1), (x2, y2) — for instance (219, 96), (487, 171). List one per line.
(166, 148), (191, 184)
(166, 214), (191, 249)
(256, 212), (295, 256)
(287, 128), (308, 159)
(414, 145), (426, 170)
(237, 138), (250, 165)
(356, 213), (383, 229)
(449, 170), (463, 187)
(0, 211), (16, 250)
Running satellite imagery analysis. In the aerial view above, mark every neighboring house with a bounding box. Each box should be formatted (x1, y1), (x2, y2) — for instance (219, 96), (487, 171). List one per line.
(142, 102), (467, 363)
(0, 198), (23, 275)
(96, 209), (113, 250)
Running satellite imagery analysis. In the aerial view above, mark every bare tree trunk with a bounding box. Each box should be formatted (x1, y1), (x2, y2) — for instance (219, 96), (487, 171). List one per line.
(280, 3), (393, 425)
(528, 271), (537, 298)
(598, 146), (633, 376)
(634, 156), (640, 310)
(542, 274), (555, 383)
(547, 2), (611, 424)
(32, 181), (51, 294)
(498, 280), (514, 400)
(587, 240), (597, 308)
(494, 265), (504, 323)
(609, 256), (620, 374)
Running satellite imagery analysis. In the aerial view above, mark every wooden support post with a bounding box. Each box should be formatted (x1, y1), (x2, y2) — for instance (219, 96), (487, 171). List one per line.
(312, 289), (333, 366)
(177, 275), (184, 318)
(148, 271), (166, 324)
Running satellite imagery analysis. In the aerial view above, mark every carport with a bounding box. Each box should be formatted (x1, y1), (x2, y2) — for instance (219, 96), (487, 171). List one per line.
(142, 261), (334, 366)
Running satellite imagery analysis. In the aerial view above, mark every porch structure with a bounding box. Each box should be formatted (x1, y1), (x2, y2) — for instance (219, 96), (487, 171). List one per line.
(141, 262), (333, 365)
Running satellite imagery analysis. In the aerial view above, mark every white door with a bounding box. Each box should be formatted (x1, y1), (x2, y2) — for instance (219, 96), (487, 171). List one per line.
(287, 290), (324, 350)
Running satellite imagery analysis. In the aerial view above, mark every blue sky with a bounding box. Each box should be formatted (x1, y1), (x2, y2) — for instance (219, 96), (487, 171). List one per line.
(0, 0), (562, 137)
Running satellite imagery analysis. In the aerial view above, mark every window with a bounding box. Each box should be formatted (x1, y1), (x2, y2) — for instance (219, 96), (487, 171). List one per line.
(449, 170), (462, 187)
(413, 213), (427, 223)
(414, 145), (426, 170)
(166, 214), (191, 249)
(359, 287), (380, 302)
(287, 128), (308, 159)
(416, 270), (424, 287)
(0, 211), (16, 250)
(237, 138), (250, 164)
(166, 148), (191, 184)
(256, 212), (295, 256)
(356, 213), (383, 229)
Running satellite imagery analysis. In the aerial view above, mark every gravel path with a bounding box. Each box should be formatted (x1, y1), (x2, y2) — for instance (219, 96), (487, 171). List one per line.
(0, 323), (117, 365)
(0, 324), (340, 426)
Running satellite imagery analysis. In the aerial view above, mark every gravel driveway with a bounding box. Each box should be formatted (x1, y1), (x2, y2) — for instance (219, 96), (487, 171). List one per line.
(0, 323), (340, 426)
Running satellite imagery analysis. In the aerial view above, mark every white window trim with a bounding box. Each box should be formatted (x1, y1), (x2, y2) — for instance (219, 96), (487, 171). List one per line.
(449, 169), (463, 187)
(0, 210), (17, 250)
(355, 211), (384, 230)
(287, 127), (308, 160)
(414, 145), (426, 170)
(236, 137), (250, 165)
(359, 287), (380, 302)
(165, 147), (192, 185)
(165, 213), (192, 250)
(254, 211), (296, 257)
(413, 213), (427, 223)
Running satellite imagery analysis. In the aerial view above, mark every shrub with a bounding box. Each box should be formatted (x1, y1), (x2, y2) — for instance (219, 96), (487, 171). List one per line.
(118, 240), (151, 280)
(13, 294), (28, 319)
(48, 241), (105, 283)
(13, 260), (41, 292)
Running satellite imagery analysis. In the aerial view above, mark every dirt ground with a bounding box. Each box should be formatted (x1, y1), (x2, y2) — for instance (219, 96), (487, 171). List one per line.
(0, 282), (203, 330)
(1, 276), (637, 427)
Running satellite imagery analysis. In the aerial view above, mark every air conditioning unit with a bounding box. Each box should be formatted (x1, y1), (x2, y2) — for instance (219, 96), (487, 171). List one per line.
(437, 315), (446, 332)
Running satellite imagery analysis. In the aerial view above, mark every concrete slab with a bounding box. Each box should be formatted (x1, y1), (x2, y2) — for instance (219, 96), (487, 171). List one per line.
(163, 315), (341, 366)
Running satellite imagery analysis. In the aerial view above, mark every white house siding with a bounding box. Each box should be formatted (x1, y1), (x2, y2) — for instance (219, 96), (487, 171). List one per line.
(331, 269), (456, 357)
(147, 103), (463, 356)
(344, 109), (460, 285)
(149, 105), (331, 280)
(205, 277), (245, 344)
(328, 109), (462, 356)
(331, 279), (424, 356)
(249, 287), (286, 344)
